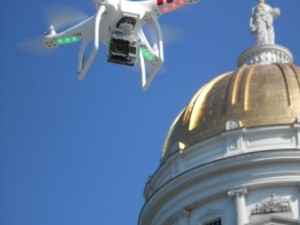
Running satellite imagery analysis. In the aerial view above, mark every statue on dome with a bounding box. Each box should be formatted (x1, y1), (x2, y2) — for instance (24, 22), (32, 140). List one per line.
(250, 0), (281, 46)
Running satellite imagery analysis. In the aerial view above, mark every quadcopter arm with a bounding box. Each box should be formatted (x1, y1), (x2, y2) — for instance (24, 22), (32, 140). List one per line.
(53, 16), (96, 41)
(44, 6), (105, 80)
(43, 16), (96, 50)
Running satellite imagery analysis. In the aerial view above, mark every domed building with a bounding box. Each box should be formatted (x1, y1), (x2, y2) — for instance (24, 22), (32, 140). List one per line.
(139, 1), (300, 225)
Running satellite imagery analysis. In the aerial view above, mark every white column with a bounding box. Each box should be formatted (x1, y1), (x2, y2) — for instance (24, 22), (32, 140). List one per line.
(228, 188), (249, 225)
(297, 184), (300, 220)
(295, 122), (300, 149)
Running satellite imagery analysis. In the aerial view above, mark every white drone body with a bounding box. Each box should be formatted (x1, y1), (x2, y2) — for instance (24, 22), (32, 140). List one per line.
(43, 0), (198, 90)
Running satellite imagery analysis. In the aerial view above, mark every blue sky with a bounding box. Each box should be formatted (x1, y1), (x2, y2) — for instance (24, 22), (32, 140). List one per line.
(1, 0), (299, 225)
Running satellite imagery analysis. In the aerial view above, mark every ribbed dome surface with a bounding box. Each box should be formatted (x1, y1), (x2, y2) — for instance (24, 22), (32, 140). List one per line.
(163, 64), (300, 160)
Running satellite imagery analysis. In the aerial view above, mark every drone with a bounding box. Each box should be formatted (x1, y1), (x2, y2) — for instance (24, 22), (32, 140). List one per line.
(43, 0), (198, 90)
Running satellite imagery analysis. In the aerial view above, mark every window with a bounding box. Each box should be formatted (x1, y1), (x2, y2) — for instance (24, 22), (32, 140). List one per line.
(203, 218), (222, 225)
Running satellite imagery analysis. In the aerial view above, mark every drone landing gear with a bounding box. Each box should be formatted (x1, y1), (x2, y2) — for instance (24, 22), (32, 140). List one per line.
(137, 15), (164, 90)
(78, 5), (106, 80)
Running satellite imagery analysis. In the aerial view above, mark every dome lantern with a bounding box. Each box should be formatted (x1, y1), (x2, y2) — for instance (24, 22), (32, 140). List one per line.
(238, 0), (293, 66)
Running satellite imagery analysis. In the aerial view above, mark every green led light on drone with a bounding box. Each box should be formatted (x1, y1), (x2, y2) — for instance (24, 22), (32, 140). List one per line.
(57, 39), (64, 44)
(141, 48), (155, 61)
(71, 36), (80, 42)
(65, 37), (71, 43)
(56, 36), (81, 45)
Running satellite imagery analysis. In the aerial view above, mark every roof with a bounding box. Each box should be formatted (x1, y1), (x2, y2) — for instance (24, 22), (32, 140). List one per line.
(162, 63), (300, 160)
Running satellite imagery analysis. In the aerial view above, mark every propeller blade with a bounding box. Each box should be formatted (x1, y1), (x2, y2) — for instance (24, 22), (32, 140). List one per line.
(44, 4), (89, 30)
(17, 36), (54, 56)
(143, 23), (183, 46)
(161, 24), (184, 45)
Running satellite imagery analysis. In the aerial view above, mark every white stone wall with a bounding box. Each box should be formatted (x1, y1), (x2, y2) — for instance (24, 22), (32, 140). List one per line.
(145, 125), (300, 198)
(140, 125), (300, 225)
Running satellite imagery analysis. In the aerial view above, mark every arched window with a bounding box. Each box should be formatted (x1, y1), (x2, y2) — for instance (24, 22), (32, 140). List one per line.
(203, 217), (222, 225)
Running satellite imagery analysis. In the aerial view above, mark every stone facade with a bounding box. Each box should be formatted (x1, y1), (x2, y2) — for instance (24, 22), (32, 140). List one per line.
(139, 125), (300, 225)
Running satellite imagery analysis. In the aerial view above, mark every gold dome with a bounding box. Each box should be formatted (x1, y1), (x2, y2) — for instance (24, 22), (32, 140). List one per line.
(163, 64), (300, 160)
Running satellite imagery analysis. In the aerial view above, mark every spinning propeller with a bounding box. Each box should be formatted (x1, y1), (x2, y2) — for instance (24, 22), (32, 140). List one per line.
(19, 5), (88, 55)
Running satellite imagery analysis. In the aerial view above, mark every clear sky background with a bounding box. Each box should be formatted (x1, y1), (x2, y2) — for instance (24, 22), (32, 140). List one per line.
(1, 0), (300, 225)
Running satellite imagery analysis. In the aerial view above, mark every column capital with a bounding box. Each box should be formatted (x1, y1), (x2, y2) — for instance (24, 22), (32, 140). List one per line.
(228, 187), (248, 197)
(228, 187), (249, 225)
